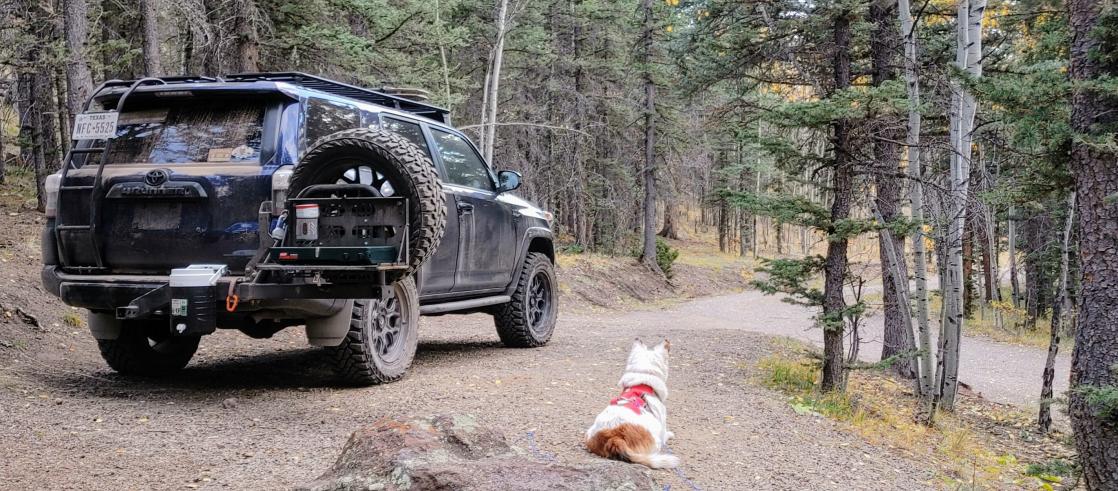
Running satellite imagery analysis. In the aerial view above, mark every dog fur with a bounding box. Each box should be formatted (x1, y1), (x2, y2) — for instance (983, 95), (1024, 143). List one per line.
(585, 339), (678, 469)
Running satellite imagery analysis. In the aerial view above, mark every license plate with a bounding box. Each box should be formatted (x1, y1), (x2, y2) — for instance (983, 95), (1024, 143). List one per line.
(71, 112), (119, 140)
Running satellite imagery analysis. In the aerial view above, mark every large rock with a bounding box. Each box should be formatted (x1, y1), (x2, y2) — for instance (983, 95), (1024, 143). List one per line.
(299, 414), (657, 491)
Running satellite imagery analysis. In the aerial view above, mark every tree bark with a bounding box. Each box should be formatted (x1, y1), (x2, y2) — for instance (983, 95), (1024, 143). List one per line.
(139, 0), (162, 75)
(821, 7), (853, 393)
(638, 0), (661, 275)
(1024, 213), (1052, 327)
(871, 0), (916, 379)
(1008, 206), (1021, 307)
(233, 0), (260, 72)
(1067, 0), (1118, 483)
(62, 0), (94, 125)
(898, 0), (934, 418)
(938, 0), (985, 411)
(659, 199), (681, 240)
(1039, 193), (1074, 433)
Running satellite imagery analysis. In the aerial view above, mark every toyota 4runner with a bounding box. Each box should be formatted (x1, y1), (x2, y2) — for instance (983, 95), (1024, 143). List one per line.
(41, 72), (558, 385)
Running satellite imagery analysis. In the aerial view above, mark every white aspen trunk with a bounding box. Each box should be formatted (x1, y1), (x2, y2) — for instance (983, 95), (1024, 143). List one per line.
(938, 0), (984, 411)
(482, 0), (509, 163)
(1008, 206), (1020, 307)
(435, 0), (452, 104)
(1039, 192), (1075, 432)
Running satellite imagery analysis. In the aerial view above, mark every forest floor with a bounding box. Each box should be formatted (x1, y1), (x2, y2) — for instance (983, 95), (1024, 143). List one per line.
(0, 201), (1075, 490)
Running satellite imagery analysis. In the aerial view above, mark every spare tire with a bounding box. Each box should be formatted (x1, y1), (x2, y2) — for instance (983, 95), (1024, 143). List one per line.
(290, 128), (446, 277)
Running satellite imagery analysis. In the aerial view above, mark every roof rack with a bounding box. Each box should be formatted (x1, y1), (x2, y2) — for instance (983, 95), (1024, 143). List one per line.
(225, 72), (451, 124)
(94, 72), (451, 124)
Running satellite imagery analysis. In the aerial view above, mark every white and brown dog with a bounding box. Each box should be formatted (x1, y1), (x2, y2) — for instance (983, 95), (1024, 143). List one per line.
(585, 339), (678, 469)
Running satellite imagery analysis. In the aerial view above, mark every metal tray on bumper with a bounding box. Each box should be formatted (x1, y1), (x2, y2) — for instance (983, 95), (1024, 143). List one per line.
(258, 184), (410, 283)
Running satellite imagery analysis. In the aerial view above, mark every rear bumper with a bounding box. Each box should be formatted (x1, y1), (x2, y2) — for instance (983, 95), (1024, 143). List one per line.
(42, 265), (383, 312)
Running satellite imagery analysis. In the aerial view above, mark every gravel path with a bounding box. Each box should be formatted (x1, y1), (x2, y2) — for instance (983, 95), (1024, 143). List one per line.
(0, 301), (936, 490)
(646, 290), (1071, 414)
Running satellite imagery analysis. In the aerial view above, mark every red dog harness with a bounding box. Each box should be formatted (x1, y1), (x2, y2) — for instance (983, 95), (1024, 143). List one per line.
(611, 384), (656, 415)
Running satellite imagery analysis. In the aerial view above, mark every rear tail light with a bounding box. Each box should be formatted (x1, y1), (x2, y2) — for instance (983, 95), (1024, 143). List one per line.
(271, 166), (293, 214)
(44, 173), (62, 218)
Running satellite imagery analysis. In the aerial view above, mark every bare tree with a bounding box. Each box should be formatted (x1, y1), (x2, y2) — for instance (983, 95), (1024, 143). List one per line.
(479, 0), (509, 163)
(1039, 192), (1074, 433)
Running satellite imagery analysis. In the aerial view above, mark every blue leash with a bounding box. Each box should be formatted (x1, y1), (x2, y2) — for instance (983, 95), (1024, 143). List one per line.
(663, 446), (702, 491)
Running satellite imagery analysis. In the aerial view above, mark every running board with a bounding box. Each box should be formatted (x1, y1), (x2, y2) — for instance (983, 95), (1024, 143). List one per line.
(420, 295), (510, 315)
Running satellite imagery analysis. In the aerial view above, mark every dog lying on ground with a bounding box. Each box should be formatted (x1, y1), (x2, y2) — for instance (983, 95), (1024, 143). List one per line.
(585, 338), (678, 469)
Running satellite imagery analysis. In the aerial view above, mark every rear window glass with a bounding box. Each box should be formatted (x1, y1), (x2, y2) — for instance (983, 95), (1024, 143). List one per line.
(104, 101), (265, 165)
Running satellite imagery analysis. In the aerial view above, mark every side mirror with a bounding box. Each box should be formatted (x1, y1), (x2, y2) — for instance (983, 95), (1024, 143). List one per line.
(497, 170), (522, 193)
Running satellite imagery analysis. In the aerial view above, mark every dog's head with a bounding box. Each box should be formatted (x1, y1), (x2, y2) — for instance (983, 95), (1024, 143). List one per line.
(627, 338), (670, 381)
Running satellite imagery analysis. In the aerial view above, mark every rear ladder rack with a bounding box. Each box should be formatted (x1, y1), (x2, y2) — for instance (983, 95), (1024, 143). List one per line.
(54, 77), (168, 272)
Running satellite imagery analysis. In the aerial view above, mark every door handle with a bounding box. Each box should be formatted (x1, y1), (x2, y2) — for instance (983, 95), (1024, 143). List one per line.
(457, 202), (474, 214)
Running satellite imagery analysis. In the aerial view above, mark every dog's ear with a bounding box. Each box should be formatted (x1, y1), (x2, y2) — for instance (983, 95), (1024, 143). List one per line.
(654, 339), (670, 354)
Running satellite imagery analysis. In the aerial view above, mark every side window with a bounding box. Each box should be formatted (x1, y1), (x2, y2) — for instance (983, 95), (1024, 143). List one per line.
(382, 117), (432, 159)
(305, 98), (359, 145)
(430, 129), (494, 191)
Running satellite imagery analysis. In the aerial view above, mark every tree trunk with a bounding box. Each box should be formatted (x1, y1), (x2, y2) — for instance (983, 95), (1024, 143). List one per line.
(1008, 206), (1021, 307)
(871, 0), (915, 379)
(63, 0), (94, 125)
(1067, 0), (1118, 483)
(1024, 213), (1052, 328)
(140, 0), (162, 75)
(638, 0), (661, 275)
(899, 0), (934, 418)
(937, 0), (985, 411)
(481, 0), (509, 163)
(659, 199), (681, 239)
(233, 0), (260, 72)
(821, 7), (853, 393)
(1039, 193), (1074, 433)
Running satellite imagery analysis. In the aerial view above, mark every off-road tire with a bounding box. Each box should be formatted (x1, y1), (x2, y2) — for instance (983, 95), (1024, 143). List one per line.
(494, 252), (558, 347)
(96, 320), (200, 375)
(290, 128), (446, 278)
(330, 276), (420, 385)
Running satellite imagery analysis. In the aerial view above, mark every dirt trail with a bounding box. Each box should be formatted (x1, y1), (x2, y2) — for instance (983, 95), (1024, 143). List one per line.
(638, 290), (1071, 416)
(1, 303), (935, 490)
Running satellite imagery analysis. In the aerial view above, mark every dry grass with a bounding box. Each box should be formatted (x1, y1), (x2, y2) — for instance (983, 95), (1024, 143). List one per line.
(754, 340), (1078, 490)
(0, 166), (39, 210)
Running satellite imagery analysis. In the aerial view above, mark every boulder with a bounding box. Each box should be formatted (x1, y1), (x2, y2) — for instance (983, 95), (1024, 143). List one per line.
(299, 414), (657, 491)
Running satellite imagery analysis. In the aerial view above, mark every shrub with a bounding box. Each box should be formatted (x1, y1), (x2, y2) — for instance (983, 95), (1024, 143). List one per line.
(655, 238), (679, 278)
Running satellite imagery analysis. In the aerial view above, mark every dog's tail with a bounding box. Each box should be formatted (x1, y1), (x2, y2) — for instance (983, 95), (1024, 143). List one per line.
(586, 423), (679, 469)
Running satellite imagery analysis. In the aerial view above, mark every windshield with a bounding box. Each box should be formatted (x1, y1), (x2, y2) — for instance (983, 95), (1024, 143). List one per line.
(102, 100), (265, 165)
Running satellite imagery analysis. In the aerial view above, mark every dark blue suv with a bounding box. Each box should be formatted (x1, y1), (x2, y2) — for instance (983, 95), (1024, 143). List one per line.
(41, 73), (557, 384)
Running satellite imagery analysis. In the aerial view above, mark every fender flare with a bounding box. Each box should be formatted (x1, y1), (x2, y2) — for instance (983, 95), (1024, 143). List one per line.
(504, 227), (555, 296)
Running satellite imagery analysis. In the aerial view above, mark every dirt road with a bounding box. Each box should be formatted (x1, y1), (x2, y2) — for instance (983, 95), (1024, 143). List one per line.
(645, 290), (1071, 414)
(0, 301), (935, 490)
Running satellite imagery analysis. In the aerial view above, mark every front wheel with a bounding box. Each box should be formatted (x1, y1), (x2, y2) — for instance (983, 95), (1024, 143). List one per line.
(330, 276), (420, 385)
(96, 319), (200, 375)
(494, 252), (558, 347)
